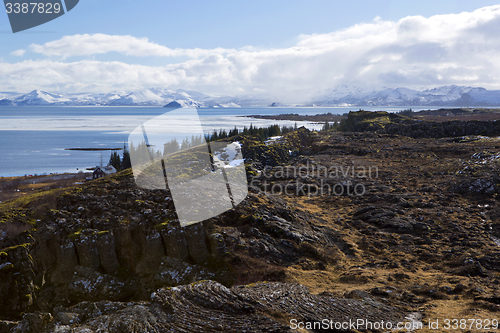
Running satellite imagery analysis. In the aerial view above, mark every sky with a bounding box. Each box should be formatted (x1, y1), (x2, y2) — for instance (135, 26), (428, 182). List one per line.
(1, 0), (500, 102)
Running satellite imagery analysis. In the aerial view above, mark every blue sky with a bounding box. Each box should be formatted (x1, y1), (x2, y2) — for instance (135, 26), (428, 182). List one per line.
(1, 1), (500, 101)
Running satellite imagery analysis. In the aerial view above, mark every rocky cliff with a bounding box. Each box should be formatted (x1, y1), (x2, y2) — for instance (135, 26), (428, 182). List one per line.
(3, 126), (500, 332)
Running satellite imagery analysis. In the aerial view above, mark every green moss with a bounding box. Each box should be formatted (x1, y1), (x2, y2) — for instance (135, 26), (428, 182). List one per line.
(360, 115), (391, 127)
(113, 168), (133, 180)
(68, 228), (83, 241)
(0, 188), (68, 212)
(1, 243), (31, 253)
(245, 167), (259, 178)
(339, 110), (396, 132)
(0, 208), (35, 226)
(154, 219), (172, 231)
(245, 281), (268, 288)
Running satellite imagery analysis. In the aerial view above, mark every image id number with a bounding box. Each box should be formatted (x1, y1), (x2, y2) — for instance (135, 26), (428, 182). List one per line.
(5, 3), (61, 14)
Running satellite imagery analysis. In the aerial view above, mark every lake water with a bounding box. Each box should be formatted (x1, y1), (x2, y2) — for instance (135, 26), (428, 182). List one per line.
(0, 105), (439, 176)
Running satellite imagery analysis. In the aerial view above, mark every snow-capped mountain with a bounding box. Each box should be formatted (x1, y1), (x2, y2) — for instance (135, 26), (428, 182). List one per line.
(103, 90), (165, 106)
(163, 100), (203, 108)
(0, 89), (226, 107)
(314, 85), (500, 107)
(2, 85), (500, 107)
(14, 90), (71, 105)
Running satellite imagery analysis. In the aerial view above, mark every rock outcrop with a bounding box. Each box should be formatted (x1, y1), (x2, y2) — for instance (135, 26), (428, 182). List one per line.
(6, 280), (405, 333)
(4, 122), (500, 330)
(342, 110), (500, 138)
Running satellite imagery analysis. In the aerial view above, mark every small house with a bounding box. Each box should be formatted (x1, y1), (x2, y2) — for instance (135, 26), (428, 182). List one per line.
(93, 164), (116, 179)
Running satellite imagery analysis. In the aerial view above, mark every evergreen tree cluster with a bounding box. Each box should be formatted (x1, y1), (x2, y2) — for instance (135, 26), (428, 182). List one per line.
(119, 122), (335, 171)
(397, 108), (414, 116)
(108, 145), (132, 171)
(206, 123), (297, 142)
(163, 135), (205, 155)
(321, 121), (340, 131)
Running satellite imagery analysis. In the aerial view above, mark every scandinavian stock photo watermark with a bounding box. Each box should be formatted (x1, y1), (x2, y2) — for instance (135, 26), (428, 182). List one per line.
(289, 317), (500, 331)
(290, 318), (423, 331)
(248, 161), (379, 198)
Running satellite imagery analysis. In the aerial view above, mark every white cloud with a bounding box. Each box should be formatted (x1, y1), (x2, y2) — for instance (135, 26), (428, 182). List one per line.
(3, 5), (500, 102)
(10, 49), (26, 57)
(29, 34), (235, 59)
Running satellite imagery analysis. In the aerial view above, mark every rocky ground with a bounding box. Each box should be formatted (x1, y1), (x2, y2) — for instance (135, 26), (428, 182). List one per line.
(2, 111), (500, 332)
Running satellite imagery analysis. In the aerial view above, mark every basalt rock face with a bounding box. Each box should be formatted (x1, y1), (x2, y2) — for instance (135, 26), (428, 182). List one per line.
(6, 280), (404, 333)
(0, 172), (232, 320)
(0, 243), (37, 318)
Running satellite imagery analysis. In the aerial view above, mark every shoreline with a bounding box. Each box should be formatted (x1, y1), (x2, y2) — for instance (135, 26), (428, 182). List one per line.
(242, 107), (500, 123)
(0, 171), (91, 181)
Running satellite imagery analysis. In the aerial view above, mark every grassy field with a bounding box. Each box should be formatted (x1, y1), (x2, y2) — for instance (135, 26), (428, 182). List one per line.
(0, 173), (88, 204)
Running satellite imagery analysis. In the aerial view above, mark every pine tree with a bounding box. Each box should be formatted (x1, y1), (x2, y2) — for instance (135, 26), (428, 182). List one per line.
(181, 138), (189, 150)
(211, 130), (218, 141)
(322, 121), (330, 131)
(109, 151), (121, 171)
(122, 144), (131, 170)
(229, 126), (238, 137)
(164, 138), (180, 155)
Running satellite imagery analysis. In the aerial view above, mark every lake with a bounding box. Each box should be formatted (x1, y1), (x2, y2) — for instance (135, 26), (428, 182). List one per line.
(0, 105), (436, 176)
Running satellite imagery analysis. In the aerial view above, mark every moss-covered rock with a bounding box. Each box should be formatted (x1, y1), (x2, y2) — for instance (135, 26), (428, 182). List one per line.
(341, 110), (500, 138)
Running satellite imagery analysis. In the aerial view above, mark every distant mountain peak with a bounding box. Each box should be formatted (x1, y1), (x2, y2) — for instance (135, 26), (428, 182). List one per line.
(163, 101), (182, 108)
(314, 85), (500, 107)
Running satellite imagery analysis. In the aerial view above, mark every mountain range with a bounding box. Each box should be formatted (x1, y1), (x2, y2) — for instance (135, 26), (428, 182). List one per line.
(2, 85), (500, 107)
(313, 85), (500, 107)
(0, 88), (211, 107)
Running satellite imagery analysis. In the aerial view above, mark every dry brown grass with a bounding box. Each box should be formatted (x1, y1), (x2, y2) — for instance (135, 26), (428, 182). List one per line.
(415, 113), (500, 122)
(0, 173), (86, 203)
(231, 253), (287, 285)
(0, 174), (87, 240)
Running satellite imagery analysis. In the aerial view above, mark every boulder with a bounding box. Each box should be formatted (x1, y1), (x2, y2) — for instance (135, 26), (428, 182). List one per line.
(95, 231), (120, 274)
(154, 257), (215, 287)
(73, 230), (100, 271)
(50, 240), (78, 284)
(208, 233), (228, 257)
(114, 224), (142, 271)
(160, 223), (189, 262)
(184, 223), (210, 264)
(135, 228), (165, 276)
(67, 266), (135, 302)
